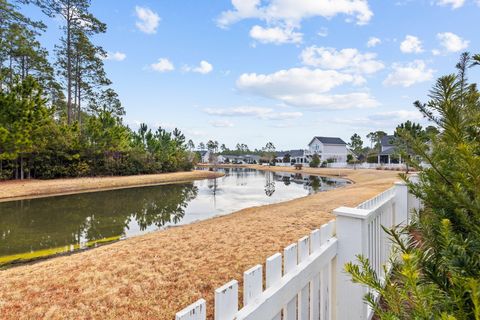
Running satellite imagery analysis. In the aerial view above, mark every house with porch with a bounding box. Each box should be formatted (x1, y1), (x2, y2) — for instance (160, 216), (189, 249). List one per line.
(378, 135), (404, 164)
(307, 136), (349, 163)
(275, 150), (309, 165)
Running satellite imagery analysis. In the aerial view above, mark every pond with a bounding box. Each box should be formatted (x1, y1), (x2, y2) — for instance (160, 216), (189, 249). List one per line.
(0, 168), (350, 265)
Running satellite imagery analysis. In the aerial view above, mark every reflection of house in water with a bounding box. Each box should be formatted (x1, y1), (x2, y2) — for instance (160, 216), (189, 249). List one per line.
(233, 168), (256, 186)
(272, 172), (349, 194)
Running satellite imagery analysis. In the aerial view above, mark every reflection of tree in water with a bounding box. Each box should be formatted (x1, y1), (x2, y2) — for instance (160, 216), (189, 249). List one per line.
(234, 168), (253, 186)
(282, 176), (291, 186)
(0, 183), (198, 256)
(308, 176), (321, 193)
(132, 184), (198, 230)
(264, 171), (276, 197)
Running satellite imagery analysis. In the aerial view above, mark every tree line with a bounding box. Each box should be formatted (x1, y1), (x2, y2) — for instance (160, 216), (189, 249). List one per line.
(0, 0), (195, 180)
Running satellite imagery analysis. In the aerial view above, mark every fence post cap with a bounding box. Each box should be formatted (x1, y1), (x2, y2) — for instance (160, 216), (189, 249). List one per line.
(215, 280), (238, 294)
(333, 206), (370, 219)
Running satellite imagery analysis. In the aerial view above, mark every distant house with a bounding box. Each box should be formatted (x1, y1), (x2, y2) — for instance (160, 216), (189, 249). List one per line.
(378, 135), (403, 164)
(275, 150), (309, 165)
(197, 150), (210, 163)
(219, 154), (260, 164)
(307, 136), (349, 163)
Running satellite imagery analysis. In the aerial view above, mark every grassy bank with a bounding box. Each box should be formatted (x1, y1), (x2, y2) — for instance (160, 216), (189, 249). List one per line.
(0, 167), (400, 319)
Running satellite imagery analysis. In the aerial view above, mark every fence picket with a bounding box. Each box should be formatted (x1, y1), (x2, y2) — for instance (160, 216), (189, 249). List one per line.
(320, 223), (333, 320)
(175, 299), (206, 320)
(243, 265), (263, 306)
(214, 280), (238, 320)
(266, 253), (282, 320)
(283, 243), (298, 320)
(298, 236), (310, 320)
(310, 229), (321, 320)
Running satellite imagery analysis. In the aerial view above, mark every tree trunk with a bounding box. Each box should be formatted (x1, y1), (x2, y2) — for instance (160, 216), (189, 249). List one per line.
(20, 155), (24, 180)
(66, 0), (72, 124)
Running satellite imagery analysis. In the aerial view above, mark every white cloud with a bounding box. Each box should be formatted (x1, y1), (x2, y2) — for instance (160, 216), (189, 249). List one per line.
(217, 0), (374, 27)
(300, 47), (384, 74)
(281, 92), (379, 109)
(210, 120), (235, 127)
(204, 106), (303, 120)
(236, 68), (378, 110)
(334, 109), (424, 128)
(435, 0), (465, 9)
(237, 68), (365, 97)
(151, 58), (175, 72)
(193, 60), (213, 74)
(437, 32), (469, 52)
(135, 6), (160, 34)
(249, 25), (303, 44)
(384, 60), (434, 87)
(366, 37), (381, 48)
(105, 51), (126, 61)
(400, 35), (423, 53)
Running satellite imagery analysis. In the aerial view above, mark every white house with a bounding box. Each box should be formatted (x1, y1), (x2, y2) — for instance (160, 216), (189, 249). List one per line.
(197, 150), (210, 163)
(307, 136), (349, 163)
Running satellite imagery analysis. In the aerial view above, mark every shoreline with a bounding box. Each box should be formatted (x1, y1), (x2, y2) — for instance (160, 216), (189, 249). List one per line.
(0, 170), (224, 203)
(0, 167), (401, 320)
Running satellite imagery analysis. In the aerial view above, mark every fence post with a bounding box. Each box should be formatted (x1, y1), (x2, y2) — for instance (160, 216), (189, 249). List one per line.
(394, 181), (409, 226)
(407, 174), (422, 213)
(334, 206), (370, 320)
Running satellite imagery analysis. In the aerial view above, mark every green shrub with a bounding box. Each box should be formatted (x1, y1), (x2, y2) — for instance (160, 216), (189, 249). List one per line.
(346, 53), (480, 320)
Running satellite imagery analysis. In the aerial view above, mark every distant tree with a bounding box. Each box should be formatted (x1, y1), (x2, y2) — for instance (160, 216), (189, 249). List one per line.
(367, 131), (387, 151)
(283, 153), (291, 163)
(220, 143), (227, 153)
(187, 139), (195, 151)
(425, 125), (440, 139)
(309, 154), (320, 168)
(348, 133), (364, 155)
(32, 0), (107, 124)
(262, 142), (276, 163)
(198, 142), (205, 151)
(394, 121), (425, 173)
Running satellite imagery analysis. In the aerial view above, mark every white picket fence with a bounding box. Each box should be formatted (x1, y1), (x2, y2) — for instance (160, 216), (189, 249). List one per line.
(176, 179), (419, 320)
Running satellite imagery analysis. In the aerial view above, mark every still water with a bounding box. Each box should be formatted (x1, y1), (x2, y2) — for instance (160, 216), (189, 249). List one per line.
(0, 168), (349, 265)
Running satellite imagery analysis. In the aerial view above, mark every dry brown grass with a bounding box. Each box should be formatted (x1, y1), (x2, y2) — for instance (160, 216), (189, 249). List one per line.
(0, 167), (400, 320)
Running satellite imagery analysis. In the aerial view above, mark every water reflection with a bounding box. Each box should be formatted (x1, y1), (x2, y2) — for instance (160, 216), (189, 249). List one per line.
(0, 168), (349, 264)
(0, 184), (198, 257)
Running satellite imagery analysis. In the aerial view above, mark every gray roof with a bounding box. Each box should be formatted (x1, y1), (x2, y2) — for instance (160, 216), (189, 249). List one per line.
(222, 154), (260, 160)
(309, 136), (347, 146)
(276, 150), (306, 158)
(379, 147), (398, 155)
(381, 135), (396, 147)
(197, 150), (209, 156)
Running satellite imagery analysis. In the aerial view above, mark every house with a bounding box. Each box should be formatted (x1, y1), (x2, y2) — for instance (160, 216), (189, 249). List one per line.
(378, 135), (403, 164)
(197, 150), (210, 163)
(307, 136), (349, 163)
(219, 154), (260, 164)
(275, 150), (309, 165)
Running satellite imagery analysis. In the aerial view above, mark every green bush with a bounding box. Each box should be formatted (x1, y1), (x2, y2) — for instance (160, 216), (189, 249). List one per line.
(346, 53), (480, 320)
(309, 154), (320, 168)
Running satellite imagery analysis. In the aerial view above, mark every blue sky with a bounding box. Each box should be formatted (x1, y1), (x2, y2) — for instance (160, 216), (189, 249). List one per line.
(24, 0), (480, 150)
